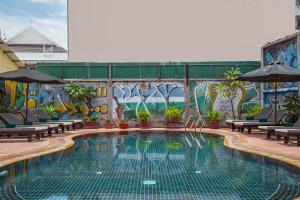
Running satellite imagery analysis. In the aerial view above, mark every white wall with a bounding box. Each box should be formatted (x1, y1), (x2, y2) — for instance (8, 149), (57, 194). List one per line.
(68, 0), (295, 62)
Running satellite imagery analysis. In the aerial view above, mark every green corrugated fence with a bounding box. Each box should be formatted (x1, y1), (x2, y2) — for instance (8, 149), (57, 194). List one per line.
(37, 61), (260, 80)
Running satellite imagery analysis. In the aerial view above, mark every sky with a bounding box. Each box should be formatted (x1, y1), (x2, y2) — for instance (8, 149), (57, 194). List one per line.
(0, 0), (67, 49)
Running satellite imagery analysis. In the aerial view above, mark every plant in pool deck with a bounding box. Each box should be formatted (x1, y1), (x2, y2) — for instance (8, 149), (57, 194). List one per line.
(216, 68), (244, 119)
(82, 87), (97, 105)
(44, 104), (58, 119)
(164, 106), (182, 124)
(64, 81), (85, 111)
(207, 110), (221, 129)
(119, 119), (128, 129)
(282, 94), (300, 125)
(138, 110), (151, 128)
(84, 115), (99, 128)
(245, 104), (261, 120)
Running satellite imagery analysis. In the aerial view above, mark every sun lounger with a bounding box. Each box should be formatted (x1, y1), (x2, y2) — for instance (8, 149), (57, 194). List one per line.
(274, 129), (300, 146)
(19, 110), (61, 135)
(0, 119), (46, 142)
(233, 110), (286, 134)
(225, 107), (273, 131)
(33, 108), (80, 130)
(0, 113), (52, 137)
(258, 117), (300, 139)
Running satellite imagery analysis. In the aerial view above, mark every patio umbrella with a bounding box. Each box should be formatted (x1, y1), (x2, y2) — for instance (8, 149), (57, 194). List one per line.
(0, 67), (65, 122)
(238, 61), (300, 123)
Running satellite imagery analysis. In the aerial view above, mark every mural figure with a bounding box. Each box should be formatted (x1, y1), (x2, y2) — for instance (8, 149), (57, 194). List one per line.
(2, 81), (108, 119)
(264, 38), (297, 69)
(112, 82), (185, 121)
(190, 80), (260, 118)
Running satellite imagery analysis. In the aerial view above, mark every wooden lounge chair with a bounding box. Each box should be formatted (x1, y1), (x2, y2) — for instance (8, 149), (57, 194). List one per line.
(19, 110), (61, 135)
(0, 113), (52, 137)
(274, 129), (300, 146)
(225, 107), (273, 131)
(258, 117), (300, 139)
(233, 110), (286, 134)
(0, 119), (46, 142)
(34, 108), (82, 130)
(33, 109), (73, 132)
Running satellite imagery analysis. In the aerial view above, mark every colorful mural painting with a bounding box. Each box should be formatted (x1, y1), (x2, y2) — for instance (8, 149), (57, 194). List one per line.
(112, 82), (185, 121)
(263, 37), (297, 69)
(1, 81), (108, 119)
(0, 81), (26, 112)
(263, 36), (299, 108)
(189, 80), (260, 118)
(263, 88), (298, 110)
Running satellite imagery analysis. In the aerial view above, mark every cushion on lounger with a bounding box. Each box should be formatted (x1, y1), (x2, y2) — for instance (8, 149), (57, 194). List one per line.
(259, 118), (268, 122)
(6, 124), (16, 128)
(51, 117), (59, 120)
(246, 116), (254, 120)
(23, 121), (33, 125)
(39, 118), (48, 122)
(284, 123), (294, 127)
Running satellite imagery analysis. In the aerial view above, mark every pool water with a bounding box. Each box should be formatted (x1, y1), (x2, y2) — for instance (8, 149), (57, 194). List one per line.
(0, 132), (299, 200)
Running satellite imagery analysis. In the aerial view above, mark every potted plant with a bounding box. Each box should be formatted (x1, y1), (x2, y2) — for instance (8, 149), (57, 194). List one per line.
(84, 115), (99, 129)
(207, 110), (221, 129)
(44, 105), (59, 120)
(164, 106), (182, 128)
(119, 119), (128, 129)
(104, 119), (113, 129)
(138, 110), (150, 128)
(245, 105), (261, 120)
(282, 94), (300, 126)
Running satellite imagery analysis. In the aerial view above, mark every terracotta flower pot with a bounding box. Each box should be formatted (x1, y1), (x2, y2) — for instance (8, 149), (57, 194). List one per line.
(140, 120), (149, 128)
(84, 121), (99, 129)
(208, 120), (219, 129)
(119, 123), (128, 129)
(166, 119), (180, 128)
(105, 122), (113, 129)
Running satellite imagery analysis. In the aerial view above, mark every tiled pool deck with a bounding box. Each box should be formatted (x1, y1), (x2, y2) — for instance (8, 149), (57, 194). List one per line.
(0, 128), (299, 170)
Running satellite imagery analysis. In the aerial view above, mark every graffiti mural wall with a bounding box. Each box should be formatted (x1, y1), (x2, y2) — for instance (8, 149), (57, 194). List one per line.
(112, 82), (185, 122)
(189, 80), (260, 118)
(263, 36), (299, 107)
(263, 88), (298, 110)
(1, 81), (108, 119)
(263, 37), (297, 69)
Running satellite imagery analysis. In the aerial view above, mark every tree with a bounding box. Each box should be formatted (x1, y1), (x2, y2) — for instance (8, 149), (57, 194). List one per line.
(64, 81), (85, 111)
(216, 68), (244, 119)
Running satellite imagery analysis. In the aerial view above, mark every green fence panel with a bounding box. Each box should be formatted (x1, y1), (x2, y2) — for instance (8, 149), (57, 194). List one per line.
(112, 65), (141, 79)
(37, 61), (261, 80)
(141, 65), (158, 78)
(160, 64), (185, 79)
(89, 65), (109, 79)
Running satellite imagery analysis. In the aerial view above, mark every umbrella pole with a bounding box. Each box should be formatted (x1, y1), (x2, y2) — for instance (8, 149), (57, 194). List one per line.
(25, 83), (29, 123)
(274, 82), (277, 124)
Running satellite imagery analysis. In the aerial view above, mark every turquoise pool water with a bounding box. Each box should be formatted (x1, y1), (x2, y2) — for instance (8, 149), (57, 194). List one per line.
(0, 132), (299, 200)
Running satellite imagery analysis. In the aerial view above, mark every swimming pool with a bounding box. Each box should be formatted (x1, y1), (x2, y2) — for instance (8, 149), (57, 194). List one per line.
(0, 131), (299, 199)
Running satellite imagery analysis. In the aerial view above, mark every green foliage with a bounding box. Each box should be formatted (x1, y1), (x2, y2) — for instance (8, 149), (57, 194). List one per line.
(207, 110), (221, 121)
(89, 115), (98, 121)
(138, 110), (151, 120)
(44, 105), (58, 117)
(82, 87), (97, 102)
(64, 81), (97, 112)
(216, 68), (244, 118)
(282, 94), (300, 124)
(164, 106), (182, 120)
(246, 104), (261, 117)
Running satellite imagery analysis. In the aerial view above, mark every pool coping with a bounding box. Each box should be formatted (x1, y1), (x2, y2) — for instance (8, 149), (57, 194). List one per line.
(0, 127), (300, 171)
